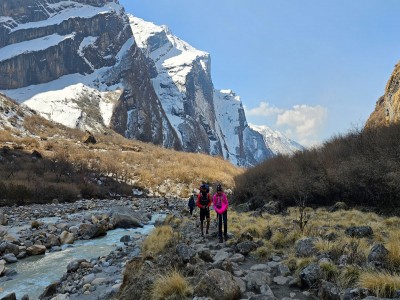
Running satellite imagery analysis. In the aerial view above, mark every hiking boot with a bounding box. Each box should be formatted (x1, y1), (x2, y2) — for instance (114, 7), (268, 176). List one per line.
(224, 235), (228, 241)
(219, 237), (223, 243)
(206, 230), (209, 234)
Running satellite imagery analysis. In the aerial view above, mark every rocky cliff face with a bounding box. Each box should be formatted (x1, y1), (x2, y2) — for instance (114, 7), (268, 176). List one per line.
(130, 16), (274, 166)
(366, 63), (400, 128)
(0, 0), (180, 149)
(0, 1), (300, 166)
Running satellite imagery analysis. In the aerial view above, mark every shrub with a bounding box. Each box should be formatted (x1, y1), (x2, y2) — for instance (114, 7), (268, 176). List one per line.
(233, 123), (400, 210)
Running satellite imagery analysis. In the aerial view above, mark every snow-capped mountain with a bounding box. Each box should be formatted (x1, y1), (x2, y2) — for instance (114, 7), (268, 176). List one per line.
(0, 0), (300, 166)
(249, 124), (304, 156)
(0, 0), (181, 150)
(129, 16), (274, 166)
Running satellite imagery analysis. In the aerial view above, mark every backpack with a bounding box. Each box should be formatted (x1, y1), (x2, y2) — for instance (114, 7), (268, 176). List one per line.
(199, 193), (211, 206)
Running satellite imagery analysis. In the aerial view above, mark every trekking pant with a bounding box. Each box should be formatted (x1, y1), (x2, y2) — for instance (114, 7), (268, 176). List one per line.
(217, 211), (228, 239)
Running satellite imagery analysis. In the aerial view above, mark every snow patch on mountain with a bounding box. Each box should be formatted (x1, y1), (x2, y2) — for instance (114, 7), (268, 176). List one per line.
(250, 124), (304, 156)
(1, 33), (134, 130)
(0, 33), (76, 62)
(8, 1), (123, 33)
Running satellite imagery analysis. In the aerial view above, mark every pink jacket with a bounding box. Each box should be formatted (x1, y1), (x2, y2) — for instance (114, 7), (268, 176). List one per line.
(213, 192), (228, 214)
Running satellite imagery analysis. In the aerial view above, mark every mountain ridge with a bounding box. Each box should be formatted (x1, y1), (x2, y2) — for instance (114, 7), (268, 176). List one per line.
(0, 0), (302, 166)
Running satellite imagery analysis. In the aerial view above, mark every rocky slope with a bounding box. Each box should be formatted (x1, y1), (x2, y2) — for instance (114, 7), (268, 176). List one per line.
(366, 62), (400, 128)
(0, 93), (35, 132)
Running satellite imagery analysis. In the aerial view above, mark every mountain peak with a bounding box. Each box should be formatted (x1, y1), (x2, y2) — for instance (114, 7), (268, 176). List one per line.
(249, 124), (304, 156)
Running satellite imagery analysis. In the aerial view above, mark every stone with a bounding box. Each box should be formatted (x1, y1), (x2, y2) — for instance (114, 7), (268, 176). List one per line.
(79, 223), (107, 240)
(295, 238), (317, 257)
(368, 243), (389, 267)
(0, 242), (20, 256)
(236, 240), (257, 255)
(198, 249), (213, 262)
(26, 244), (46, 256)
(212, 250), (230, 265)
(245, 271), (272, 292)
(60, 231), (75, 244)
(0, 263), (5, 276)
(67, 259), (87, 272)
(318, 280), (340, 300)
(299, 263), (321, 288)
(39, 281), (60, 299)
(345, 226), (373, 238)
(176, 243), (196, 263)
(250, 264), (271, 271)
(91, 277), (108, 285)
(111, 214), (142, 229)
(194, 269), (241, 300)
(3, 253), (17, 263)
(0, 293), (16, 300)
(0, 211), (8, 225)
(273, 275), (289, 285)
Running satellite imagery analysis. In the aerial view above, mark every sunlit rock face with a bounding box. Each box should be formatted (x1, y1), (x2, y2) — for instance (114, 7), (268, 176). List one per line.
(0, 1), (301, 166)
(130, 16), (276, 166)
(0, 0), (180, 149)
(367, 63), (400, 128)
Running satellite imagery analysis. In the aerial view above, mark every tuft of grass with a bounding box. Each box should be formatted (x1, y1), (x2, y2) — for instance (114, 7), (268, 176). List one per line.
(253, 242), (273, 260)
(151, 270), (192, 300)
(320, 261), (339, 282)
(337, 265), (361, 290)
(294, 257), (315, 276)
(386, 231), (400, 270)
(358, 271), (400, 298)
(141, 225), (174, 257)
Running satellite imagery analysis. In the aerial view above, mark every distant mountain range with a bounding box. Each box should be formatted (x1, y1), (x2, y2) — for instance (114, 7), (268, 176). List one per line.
(0, 0), (302, 166)
(249, 124), (304, 155)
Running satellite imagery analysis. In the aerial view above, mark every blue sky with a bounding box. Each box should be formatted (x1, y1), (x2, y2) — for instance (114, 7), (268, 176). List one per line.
(121, 0), (400, 146)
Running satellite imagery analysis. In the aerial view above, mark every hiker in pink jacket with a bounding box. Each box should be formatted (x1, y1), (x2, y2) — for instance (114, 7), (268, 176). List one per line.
(213, 184), (229, 243)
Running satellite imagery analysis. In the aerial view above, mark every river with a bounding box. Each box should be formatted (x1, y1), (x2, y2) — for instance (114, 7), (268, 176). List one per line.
(0, 215), (160, 299)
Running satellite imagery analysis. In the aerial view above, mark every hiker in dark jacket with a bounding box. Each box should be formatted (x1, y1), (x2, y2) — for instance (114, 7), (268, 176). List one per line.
(196, 184), (211, 236)
(188, 193), (195, 215)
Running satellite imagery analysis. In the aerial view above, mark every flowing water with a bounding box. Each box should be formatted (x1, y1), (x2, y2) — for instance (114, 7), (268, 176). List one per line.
(0, 215), (162, 300)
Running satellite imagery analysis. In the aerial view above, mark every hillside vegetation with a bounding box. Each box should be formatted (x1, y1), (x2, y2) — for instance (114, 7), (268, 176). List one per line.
(0, 112), (242, 206)
(233, 124), (400, 212)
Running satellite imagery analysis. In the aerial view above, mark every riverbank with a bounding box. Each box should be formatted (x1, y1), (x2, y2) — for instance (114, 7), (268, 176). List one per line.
(0, 197), (184, 299)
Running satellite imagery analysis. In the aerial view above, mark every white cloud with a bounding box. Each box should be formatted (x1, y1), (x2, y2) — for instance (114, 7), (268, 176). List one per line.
(276, 104), (328, 147)
(245, 101), (283, 116)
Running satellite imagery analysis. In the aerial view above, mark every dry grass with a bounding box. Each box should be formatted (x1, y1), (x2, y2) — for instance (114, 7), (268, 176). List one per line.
(0, 110), (243, 205)
(336, 265), (361, 290)
(386, 231), (400, 270)
(150, 270), (192, 300)
(358, 271), (400, 298)
(141, 225), (174, 257)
